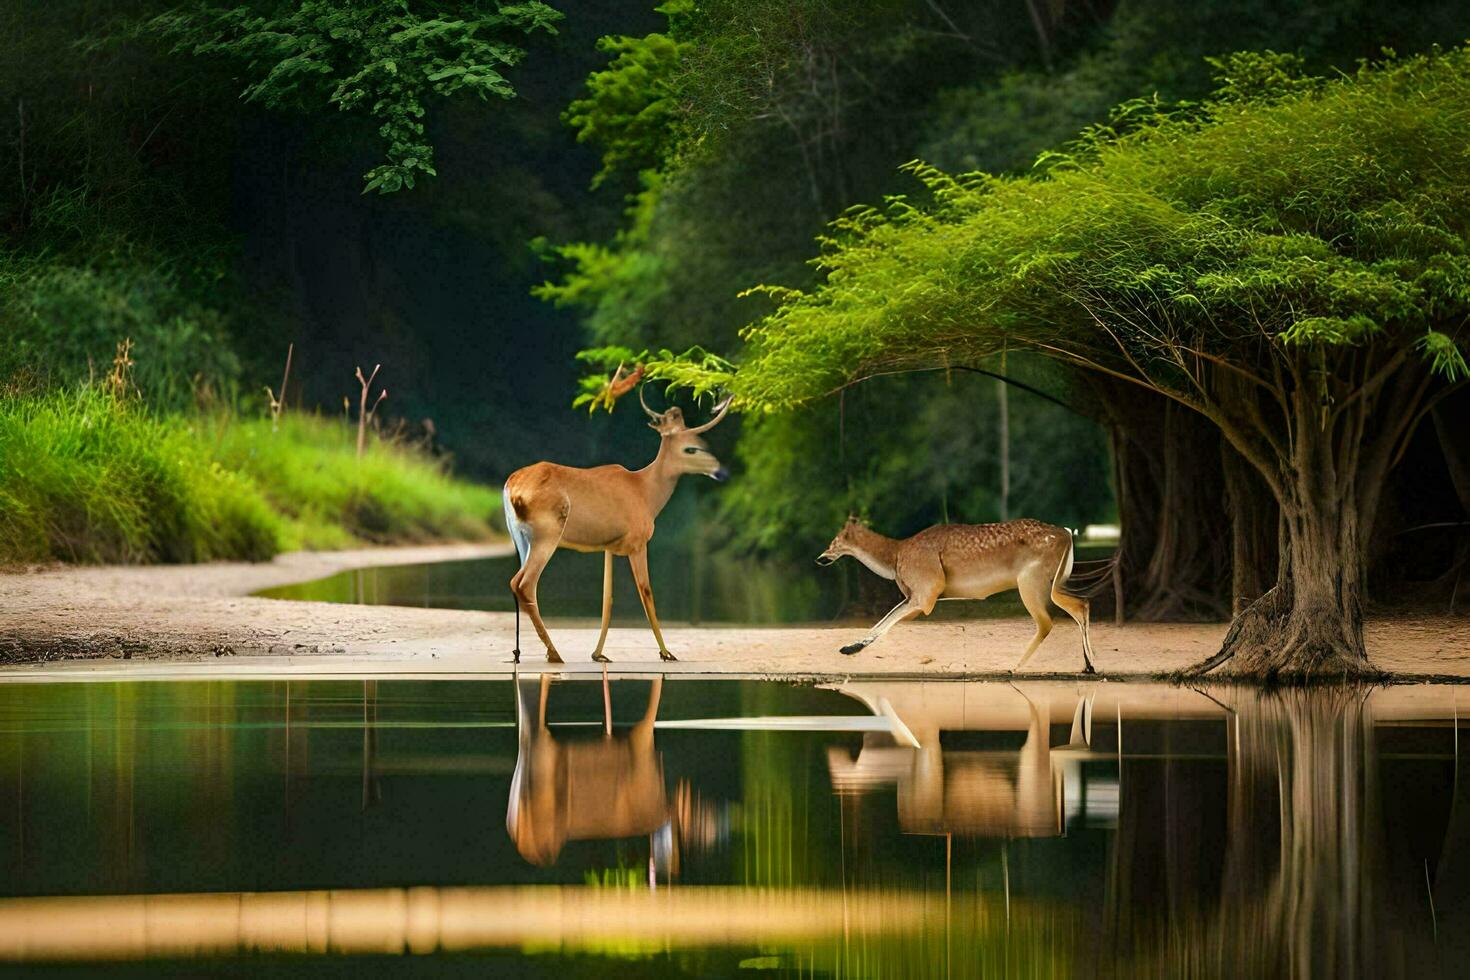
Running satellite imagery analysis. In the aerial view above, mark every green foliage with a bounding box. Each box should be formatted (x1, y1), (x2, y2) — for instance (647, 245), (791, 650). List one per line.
(0, 264), (239, 410)
(1204, 50), (1320, 104)
(533, 172), (674, 346)
(540, 0), (1034, 353)
(0, 389), (500, 565)
(155, 0), (562, 193)
(727, 50), (1470, 414)
(0, 0), (246, 408)
(564, 24), (688, 187)
(571, 344), (735, 411)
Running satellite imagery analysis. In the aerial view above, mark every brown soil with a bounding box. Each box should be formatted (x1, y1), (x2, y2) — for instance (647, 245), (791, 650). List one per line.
(1, 544), (1466, 680)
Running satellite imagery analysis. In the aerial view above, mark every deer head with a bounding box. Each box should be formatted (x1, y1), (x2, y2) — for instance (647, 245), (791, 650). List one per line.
(640, 386), (732, 482)
(816, 514), (867, 565)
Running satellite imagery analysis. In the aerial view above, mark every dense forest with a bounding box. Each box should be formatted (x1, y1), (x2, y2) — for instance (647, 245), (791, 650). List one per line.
(4, 2), (1469, 673)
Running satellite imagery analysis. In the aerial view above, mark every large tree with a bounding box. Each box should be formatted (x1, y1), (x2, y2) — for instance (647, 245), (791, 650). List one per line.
(657, 50), (1470, 678)
(546, 1), (1470, 621)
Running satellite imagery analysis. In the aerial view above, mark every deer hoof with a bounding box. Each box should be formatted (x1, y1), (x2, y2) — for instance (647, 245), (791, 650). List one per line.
(1083, 663), (1096, 675)
(545, 651), (565, 665)
(840, 642), (865, 655)
(592, 652), (611, 663)
(659, 650), (679, 662)
(511, 648), (521, 664)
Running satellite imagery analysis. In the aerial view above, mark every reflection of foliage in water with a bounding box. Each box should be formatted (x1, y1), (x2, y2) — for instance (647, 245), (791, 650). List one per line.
(736, 683), (833, 888)
(515, 895), (1078, 977)
(784, 895), (1078, 980)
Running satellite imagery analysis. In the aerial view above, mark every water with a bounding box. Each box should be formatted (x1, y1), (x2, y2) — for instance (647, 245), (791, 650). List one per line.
(253, 551), (1079, 625)
(0, 678), (1466, 977)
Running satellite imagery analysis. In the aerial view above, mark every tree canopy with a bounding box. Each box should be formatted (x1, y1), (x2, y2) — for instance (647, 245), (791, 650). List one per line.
(725, 50), (1468, 411)
(156, 0), (563, 193)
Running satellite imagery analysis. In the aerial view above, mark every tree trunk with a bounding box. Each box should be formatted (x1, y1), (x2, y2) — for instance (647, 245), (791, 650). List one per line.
(1199, 394), (1374, 680)
(1432, 392), (1470, 609)
(1108, 418), (1161, 622)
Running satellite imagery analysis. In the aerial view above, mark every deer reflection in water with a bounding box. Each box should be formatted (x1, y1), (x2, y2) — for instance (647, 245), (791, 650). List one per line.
(828, 683), (1102, 838)
(506, 674), (668, 867)
(506, 674), (721, 871)
(827, 682), (1457, 976)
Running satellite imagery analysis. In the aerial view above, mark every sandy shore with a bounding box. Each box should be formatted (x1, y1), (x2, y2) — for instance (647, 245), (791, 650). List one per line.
(1, 543), (1466, 680)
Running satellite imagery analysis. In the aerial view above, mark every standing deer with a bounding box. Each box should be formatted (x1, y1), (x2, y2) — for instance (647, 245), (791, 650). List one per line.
(816, 517), (1095, 673)
(501, 389), (731, 663)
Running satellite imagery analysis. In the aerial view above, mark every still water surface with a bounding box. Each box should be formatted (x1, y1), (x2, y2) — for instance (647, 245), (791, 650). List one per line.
(255, 552), (1052, 625)
(0, 678), (1466, 977)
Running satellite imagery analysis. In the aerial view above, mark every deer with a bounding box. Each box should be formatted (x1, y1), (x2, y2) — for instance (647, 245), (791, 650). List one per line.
(816, 517), (1095, 673)
(501, 388), (732, 664)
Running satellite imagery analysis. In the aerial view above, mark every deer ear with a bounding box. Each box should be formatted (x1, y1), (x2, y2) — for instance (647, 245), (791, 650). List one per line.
(649, 408), (684, 434)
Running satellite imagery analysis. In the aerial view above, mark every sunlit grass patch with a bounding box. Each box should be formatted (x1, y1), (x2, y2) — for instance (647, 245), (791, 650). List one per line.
(210, 414), (502, 550)
(0, 389), (499, 565)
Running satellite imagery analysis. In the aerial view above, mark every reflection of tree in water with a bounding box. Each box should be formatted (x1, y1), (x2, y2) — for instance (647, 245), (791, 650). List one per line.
(1108, 689), (1437, 978)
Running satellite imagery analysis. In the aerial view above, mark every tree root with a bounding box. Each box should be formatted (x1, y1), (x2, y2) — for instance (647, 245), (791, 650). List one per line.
(1179, 585), (1382, 683)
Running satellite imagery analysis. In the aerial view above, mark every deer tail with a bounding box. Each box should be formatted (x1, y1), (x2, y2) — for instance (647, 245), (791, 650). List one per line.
(502, 486), (531, 565)
(1051, 532), (1076, 598)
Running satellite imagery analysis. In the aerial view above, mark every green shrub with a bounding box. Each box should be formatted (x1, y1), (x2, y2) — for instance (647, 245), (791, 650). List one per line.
(0, 264), (240, 410)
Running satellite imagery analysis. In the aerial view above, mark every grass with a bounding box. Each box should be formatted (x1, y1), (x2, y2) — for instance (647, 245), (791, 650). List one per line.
(0, 388), (502, 565)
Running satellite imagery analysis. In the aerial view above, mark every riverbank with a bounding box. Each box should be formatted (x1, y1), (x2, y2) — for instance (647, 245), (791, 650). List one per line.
(1, 544), (1466, 679)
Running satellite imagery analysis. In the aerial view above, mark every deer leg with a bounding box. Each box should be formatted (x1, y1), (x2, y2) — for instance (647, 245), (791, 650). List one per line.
(509, 566), (526, 664)
(631, 676), (663, 752)
(627, 548), (676, 662)
(840, 599), (919, 654)
(841, 560), (941, 655)
(537, 673), (552, 728)
(1049, 587), (1095, 674)
(511, 582), (521, 663)
(591, 550), (614, 663)
(1013, 570), (1054, 673)
(841, 584), (939, 655)
(512, 529), (565, 664)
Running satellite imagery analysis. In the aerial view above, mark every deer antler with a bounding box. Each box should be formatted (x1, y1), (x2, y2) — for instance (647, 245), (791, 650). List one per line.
(685, 394), (733, 435)
(637, 379), (662, 421)
(608, 362), (643, 401)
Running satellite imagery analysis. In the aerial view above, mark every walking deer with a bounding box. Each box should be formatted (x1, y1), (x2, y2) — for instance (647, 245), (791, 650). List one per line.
(502, 389), (731, 663)
(816, 517), (1095, 673)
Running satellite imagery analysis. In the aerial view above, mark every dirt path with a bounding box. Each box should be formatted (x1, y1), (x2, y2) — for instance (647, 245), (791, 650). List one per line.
(1, 544), (1466, 680)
